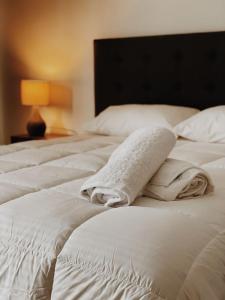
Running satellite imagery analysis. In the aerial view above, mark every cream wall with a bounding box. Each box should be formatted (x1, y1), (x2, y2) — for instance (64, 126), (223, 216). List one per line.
(0, 0), (6, 144)
(3, 0), (225, 142)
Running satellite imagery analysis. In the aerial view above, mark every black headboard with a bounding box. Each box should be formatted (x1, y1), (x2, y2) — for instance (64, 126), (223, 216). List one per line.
(94, 31), (225, 115)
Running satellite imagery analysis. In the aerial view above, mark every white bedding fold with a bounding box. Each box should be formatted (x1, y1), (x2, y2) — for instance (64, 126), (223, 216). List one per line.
(81, 127), (176, 207)
(144, 158), (214, 201)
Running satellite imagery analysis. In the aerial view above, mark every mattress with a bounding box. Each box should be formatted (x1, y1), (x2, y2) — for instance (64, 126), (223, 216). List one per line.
(0, 134), (224, 299)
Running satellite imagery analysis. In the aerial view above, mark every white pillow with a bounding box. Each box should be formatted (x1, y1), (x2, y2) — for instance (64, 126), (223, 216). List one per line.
(175, 105), (225, 143)
(85, 104), (199, 136)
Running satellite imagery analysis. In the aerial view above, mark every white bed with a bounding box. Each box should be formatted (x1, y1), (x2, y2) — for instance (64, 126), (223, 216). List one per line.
(1, 30), (225, 300)
(0, 134), (224, 299)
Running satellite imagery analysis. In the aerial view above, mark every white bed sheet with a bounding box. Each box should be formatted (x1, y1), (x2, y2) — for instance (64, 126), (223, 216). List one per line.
(52, 137), (225, 300)
(0, 134), (224, 299)
(0, 134), (122, 299)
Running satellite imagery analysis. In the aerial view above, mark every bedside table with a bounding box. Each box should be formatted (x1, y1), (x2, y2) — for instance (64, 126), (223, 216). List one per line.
(11, 133), (72, 144)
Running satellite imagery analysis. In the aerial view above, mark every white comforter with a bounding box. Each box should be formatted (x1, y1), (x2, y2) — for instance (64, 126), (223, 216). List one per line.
(0, 134), (225, 299)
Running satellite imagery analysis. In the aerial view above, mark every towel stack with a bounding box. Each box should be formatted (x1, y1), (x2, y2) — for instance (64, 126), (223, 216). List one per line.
(81, 127), (213, 207)
(144, 158), (213, 201)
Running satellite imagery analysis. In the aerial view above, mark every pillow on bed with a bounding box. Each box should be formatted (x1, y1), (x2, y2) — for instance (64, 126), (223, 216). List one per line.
(85, 104), (199, 136)
(175, 105), (225, 143)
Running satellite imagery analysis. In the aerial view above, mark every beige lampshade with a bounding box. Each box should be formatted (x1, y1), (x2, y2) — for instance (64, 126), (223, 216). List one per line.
(21, 80), (49, 106)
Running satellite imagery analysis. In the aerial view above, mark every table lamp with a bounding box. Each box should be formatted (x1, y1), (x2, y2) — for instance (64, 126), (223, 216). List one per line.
(21, 80), (49, 137)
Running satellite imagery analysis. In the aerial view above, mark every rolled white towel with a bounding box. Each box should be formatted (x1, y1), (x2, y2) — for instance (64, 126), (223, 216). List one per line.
(143, 158), (214, 201)
(81, 127), (176, 207)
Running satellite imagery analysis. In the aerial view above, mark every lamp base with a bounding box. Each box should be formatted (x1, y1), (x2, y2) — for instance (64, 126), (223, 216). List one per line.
(27, 106), (46, 137)
(27, 121), (46, 137)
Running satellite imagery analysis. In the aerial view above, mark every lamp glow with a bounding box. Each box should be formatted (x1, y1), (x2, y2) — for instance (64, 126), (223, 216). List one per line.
(21, 80), (49, 106)
(21, 80), (49, 137)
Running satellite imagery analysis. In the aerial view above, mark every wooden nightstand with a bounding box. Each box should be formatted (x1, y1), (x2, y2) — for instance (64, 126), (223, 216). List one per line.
(11, 133), (72, 144)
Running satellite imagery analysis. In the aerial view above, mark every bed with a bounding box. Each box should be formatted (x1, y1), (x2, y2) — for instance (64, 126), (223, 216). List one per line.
(0, 31), (225, 300)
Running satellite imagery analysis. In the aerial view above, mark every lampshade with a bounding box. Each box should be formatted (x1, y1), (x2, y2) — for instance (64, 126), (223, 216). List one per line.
(21, 80), (49, 106)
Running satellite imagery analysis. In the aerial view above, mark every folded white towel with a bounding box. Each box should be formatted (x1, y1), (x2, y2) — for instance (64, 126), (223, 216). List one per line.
(81, 127), (176, 207)
(144, 158), (214, 201)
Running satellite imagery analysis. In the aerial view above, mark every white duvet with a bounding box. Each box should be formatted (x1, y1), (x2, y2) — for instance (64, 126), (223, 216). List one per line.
(0, 134), (224, 299)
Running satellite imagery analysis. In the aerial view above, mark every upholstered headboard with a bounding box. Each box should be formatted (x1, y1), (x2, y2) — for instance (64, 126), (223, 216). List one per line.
(94, 31), (225, 115)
